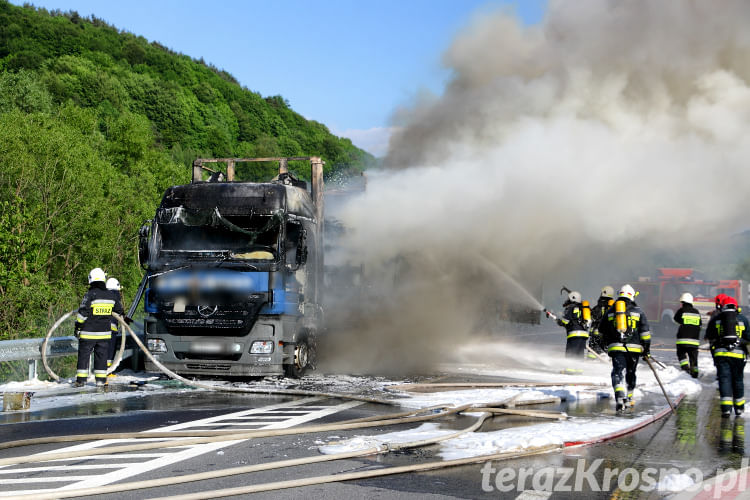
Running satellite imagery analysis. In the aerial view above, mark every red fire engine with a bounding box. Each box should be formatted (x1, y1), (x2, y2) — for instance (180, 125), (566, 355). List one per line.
(630, 268), (747, 334)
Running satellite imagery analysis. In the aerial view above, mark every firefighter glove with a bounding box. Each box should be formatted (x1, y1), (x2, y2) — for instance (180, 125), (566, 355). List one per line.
(124, 316), (133, 325)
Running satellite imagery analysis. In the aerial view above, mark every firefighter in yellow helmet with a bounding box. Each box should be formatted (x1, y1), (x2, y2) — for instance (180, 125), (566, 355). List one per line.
(598, 284), (652, 413)
(74, 268), (124, 387)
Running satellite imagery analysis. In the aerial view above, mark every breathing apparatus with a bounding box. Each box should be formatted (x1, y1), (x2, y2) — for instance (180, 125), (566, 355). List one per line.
(582, 300), (591, 326)
(719, 296), (740, 349)
(615, 299), (628, 334)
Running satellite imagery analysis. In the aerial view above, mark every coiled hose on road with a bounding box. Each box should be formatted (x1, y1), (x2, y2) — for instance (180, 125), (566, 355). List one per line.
(41, 311), (395, 406)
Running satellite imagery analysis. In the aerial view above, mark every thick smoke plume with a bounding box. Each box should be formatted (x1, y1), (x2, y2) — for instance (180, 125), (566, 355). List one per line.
(320, 1), (750, 374)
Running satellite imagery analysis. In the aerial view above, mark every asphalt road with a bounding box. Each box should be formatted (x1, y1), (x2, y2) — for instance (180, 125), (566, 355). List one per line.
(0, 330), (747, 499)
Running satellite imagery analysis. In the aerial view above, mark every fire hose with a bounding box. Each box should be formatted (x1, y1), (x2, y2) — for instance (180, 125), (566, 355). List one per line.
(644, 355), (676, 414)
(0, 390), (680, 500)
(0, 396), (567, 500)
(21, 313), (680, 498)
(41, 312), (395, 406)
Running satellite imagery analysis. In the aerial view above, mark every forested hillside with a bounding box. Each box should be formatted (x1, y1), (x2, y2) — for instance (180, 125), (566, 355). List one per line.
(0, 1), (374, 344)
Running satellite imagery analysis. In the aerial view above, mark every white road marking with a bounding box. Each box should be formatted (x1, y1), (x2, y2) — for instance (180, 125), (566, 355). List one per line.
(0, 477), (94, 484)
(0, 464), (142, 473)
(515, 490), (553, 500)
(0, 396), (363, 496)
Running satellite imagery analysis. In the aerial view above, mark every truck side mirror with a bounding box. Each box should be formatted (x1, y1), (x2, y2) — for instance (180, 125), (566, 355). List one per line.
(138, 221), (151, 269)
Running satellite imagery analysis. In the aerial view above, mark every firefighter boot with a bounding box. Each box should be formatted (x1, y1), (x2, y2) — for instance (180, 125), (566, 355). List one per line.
(614, 386), (626, 413)
(615, 397), (625, 413)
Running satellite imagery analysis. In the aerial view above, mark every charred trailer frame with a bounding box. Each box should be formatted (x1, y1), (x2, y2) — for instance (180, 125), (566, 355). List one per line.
(138, 157), (324, 377)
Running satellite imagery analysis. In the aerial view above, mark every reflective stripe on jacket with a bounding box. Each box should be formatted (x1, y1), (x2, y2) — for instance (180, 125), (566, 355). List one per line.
(77, 284), (124, 335)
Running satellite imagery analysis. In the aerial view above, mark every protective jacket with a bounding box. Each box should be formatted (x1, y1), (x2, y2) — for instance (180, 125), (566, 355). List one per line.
(589, 296), (611, 348)
(557, 302), (589, 340)
(599, 298), (651, 355)
(674, 304), (702, 347)
(591, 296), (611, 331)
(706, 307), (749, 360)
(76, 283), (124, 340)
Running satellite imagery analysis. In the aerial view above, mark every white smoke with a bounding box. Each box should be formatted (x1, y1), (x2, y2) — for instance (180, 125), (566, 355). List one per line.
(321, 1), (750, 374)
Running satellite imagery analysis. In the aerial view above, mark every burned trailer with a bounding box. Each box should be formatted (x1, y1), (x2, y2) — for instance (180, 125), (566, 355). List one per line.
(138, 157), (324, 377)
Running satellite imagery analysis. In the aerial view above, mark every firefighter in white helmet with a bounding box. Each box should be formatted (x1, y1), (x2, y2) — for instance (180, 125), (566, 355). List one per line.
(673, 292), (702, 378)
(74, 268), (124, 387)
(598, 284), (652, 412)
(105, 277), (123, 375)
(589, 285), (614, 355)
(546, 290), (590, 359)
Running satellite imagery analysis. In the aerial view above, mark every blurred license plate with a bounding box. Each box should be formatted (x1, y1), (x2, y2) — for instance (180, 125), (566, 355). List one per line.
(190, 342), (223, 353)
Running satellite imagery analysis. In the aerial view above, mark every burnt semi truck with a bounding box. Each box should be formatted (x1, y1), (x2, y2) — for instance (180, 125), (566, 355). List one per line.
(137, 157), (324, 377)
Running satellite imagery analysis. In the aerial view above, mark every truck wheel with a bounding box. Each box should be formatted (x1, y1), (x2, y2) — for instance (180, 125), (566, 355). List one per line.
(284, 338), (310, 378)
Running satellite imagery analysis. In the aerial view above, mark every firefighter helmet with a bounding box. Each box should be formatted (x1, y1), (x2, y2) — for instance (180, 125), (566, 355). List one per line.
(619, 284), (636, 301)
(88, 268), (106, 284)
(106, 277), (121, 291)
(567, 291), (582, 304)
(679, 292), (693, 305)
(715, 293), (727, 308)
(600, 286), (615, 299)
(722, 296), (738, 308)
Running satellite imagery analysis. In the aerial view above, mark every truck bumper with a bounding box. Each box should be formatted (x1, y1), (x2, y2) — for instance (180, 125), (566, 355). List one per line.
(144, 315), (300, 377)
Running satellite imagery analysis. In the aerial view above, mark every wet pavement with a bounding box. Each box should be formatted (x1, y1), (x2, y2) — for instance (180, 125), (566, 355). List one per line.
(2, 330), (748, 498)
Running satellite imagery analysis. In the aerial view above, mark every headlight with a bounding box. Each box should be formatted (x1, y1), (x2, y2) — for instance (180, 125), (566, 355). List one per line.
(148, 339), (167, 353)
(250, 341), (274, 354)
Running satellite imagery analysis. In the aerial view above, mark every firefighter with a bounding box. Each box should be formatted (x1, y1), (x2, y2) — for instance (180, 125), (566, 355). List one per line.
(705, 295), (748, 418)
(546, 291), (589, 358)
(598, 284), (652, 412)
(673, 292), (702, 378)
(105, 277), (123, 376)
(74, 268), (124, 387)
(589, 285), (614, 355)
(712, 294), (727, 318)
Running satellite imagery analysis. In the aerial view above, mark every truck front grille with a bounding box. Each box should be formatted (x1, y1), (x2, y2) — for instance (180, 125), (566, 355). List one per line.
(175, 352), (242, 361)
(186, 363), (232, 371)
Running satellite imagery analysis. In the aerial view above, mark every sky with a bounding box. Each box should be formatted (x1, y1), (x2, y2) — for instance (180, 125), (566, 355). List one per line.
(11, 0), (546, 156)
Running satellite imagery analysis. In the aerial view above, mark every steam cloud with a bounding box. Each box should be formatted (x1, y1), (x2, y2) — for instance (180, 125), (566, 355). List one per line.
(320, 1), (750, 374)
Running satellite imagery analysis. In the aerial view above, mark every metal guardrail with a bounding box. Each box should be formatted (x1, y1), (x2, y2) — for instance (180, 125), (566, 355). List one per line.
(0, 324), (142, 381)
(0, 336), (78, 380)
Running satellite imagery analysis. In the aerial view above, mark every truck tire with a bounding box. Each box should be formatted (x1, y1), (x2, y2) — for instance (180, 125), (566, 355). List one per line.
(284, 337), (311, 378)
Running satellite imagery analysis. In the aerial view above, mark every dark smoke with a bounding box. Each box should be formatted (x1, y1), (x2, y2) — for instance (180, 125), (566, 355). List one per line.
(320, 1), (750, 375)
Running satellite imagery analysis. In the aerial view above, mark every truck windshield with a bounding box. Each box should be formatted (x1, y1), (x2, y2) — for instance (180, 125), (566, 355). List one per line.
(154, 207), (282, 262)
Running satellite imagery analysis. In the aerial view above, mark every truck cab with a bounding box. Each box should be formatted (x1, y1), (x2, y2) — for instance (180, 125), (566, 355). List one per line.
(138, 157), (324, 377)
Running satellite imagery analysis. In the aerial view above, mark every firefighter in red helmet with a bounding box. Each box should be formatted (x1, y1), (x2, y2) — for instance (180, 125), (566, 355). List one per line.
(706, 295), (749, 417)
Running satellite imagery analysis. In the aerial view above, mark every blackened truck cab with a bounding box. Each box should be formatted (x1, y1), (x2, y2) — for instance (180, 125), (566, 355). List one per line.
(138, 157), (324, 377)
